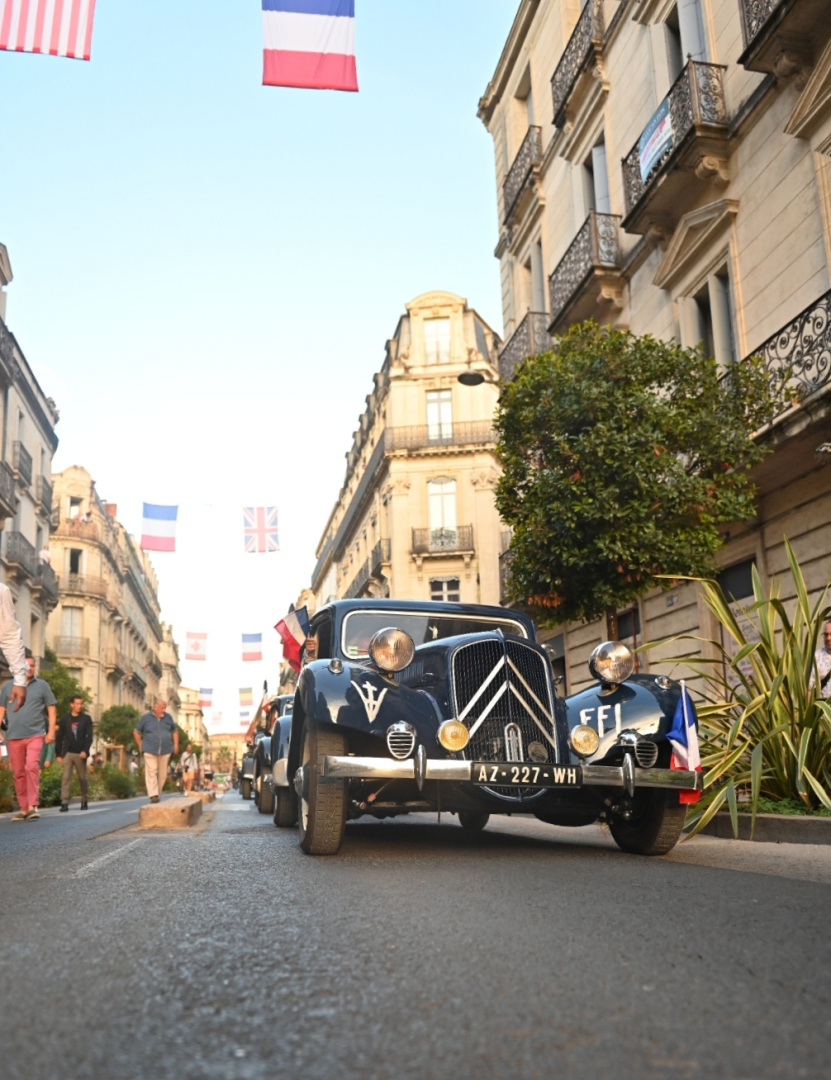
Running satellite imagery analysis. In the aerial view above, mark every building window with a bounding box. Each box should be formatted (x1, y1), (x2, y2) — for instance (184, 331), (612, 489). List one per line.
(69, 548), (82, 575)
(61, 606), (82, 638)
(424, 318), (451, 364)
(430, 577), (460, 603)
(426, 390), (453, 443)
(427, 478), (457, 545)
(583, 140), (611, 216)
(717, 558), (755, 602)
(679, 267), (736, 369)
(69, 496), (82, 520)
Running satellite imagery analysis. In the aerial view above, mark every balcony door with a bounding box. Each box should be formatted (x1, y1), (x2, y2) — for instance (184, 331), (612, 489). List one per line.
(427, 478), (457, 549)
(424, 318), (451, 364)
(426, 390), (453, 444)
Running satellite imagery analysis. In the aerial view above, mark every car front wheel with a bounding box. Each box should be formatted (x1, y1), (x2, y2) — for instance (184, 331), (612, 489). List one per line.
(273, 786), (297, 828)
(257, 776), (274, 815)
(296, 725), (347, 855)
(609, 788), (687, 856)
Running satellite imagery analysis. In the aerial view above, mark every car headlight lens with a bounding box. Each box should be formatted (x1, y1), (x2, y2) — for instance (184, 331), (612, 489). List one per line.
(570, 724), (600, 758)
(368, 627), (415, 672)
(437, 719), (470, 752)
(588, 641), (635, 685)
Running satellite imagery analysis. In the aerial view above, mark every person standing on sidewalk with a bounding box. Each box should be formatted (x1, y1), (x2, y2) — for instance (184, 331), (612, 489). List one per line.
(55, 694), (93, 811)
(0, 648), (55, 821)
(133, 699), (178, 803)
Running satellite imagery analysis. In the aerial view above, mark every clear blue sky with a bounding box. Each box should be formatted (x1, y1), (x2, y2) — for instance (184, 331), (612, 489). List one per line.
(1, 0), (517, 728)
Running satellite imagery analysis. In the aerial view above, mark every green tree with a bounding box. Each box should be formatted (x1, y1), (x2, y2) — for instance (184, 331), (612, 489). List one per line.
(98, 704), (140, 753)
(40, 646), (92, 717)
(496, 321), (783, 630)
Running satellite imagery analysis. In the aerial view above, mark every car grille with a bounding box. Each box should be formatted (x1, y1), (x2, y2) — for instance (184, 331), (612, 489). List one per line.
(386, 724), (416, 760)
(451, 637), (558, 801)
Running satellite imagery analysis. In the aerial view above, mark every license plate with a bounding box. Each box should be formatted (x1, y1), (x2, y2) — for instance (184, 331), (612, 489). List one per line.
(471, 762), (582, 787)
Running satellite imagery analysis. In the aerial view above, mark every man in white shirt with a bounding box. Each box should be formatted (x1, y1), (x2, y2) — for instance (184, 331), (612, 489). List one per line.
(180, 744), (198, 794)
(813, 620), (831, 700)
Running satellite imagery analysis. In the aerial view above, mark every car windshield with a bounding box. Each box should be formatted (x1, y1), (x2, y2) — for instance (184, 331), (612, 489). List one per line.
(341, 610), (528, 659)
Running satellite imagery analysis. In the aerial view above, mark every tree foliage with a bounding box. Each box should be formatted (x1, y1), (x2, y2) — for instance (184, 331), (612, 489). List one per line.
(98, 704), (140, 752)
(495, 321), (783, 627)
(40, 646), (93, 717)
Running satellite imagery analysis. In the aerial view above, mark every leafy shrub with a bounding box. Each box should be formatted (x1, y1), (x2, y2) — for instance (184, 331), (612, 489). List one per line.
(101, 764), (137, 799)
(38, 764), (71, 807)
(0, 766), (16, 812)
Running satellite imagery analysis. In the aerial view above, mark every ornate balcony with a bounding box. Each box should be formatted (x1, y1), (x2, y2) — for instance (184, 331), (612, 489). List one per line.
(53, 516), (100, 542)
(60, 574), (109, 599)
(370, 538), (391, 577)
(35, 475), (52, 517)
(502, 126), (543, 226)
(0, 461), (15, 519)
(344, 558), (370, 599)
(147, 649), (163, 678)
(551, 0), (605, 129)
(498, 312), (551, 381)
(105, 648), (129, 676)
(32, 562), (59, 605)
(622, 61), (728, 235)
(412, 525), (474, 556)
(548, 212), (622, 332)
(386, 421), (497, 452)
(12, 441), (32, 487)
(750, 289), (831, 421)
(738, 0), (829, 78)
(4, 530), (36, 578)
(53, 636), (90, 658)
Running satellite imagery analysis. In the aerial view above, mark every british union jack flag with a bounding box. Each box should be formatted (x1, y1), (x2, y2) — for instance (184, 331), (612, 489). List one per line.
(244, 507), (280, 553)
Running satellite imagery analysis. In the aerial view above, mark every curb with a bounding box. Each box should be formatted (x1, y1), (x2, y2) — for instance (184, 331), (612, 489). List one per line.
(696, 812), (831, 846)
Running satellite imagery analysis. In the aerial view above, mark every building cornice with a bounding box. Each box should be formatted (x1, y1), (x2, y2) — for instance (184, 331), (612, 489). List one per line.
(478, 0), (542, 127)
(0, 318), (59, 451)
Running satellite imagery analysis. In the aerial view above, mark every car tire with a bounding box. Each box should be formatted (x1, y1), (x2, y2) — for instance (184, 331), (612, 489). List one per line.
(257, 777), (274, 815)
(609, 788), (687, 856)
(297, 725), (347, 855)
(458, 810), (490, 833)
(273, 786), (297, 828)
(241, 779), (252, 801)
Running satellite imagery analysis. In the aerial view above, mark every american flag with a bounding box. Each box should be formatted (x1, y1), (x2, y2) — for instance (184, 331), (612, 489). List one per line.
(244, 507), (279, 553)
(0, 0), (97, 60)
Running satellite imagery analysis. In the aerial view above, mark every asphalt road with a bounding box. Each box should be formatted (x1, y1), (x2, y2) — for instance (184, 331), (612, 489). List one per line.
(1, 793), (829, 1080)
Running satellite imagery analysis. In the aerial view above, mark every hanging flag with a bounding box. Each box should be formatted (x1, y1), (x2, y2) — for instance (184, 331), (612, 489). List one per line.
(141, 503), (178, 552)
(275, 604), (310, 672)
(186, 632), (207, 661)
(262, 0), (358, 93)
(667, 681), (702, 805)
(0, 0), (97, 61)
(242, 633), (263, 662)
(198, 688), (213, 708)
(244, 506), (280, 553)
(239, 687), (253, 708)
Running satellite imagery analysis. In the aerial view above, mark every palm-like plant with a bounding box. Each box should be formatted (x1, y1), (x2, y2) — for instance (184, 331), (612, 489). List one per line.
(647, 540), (831, 838)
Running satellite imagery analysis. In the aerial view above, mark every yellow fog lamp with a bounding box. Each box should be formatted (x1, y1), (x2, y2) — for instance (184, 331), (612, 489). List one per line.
(437, 720), (470, 752)
(368, 627), (416, 673)
(569, 724), (600, 759)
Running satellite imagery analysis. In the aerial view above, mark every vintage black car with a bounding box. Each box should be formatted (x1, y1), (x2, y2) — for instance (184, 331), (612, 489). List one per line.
(253, 694), (294, 815)
(269, 599), (701, 856)
(239, 731), (268, 801)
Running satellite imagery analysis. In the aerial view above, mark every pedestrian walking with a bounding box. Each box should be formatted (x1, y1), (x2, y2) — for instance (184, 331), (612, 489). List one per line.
(55, 694), (93, 811)
(133, 699), (178, 803)
(180, 744), (198, 794)
(0, 648), (56, 821)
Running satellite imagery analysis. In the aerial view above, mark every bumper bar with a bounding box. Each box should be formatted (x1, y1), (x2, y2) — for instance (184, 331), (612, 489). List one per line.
(322, 755), (702, 792)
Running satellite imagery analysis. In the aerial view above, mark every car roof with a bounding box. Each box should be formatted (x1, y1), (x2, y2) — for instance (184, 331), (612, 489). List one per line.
(312, 598), (536, 638)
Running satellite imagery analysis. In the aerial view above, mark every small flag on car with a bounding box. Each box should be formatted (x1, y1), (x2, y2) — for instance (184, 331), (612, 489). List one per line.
(262, 0), (358, 92)
(242, 633), (263, 662)
(667, 681), (701, 804)
(0, 0), (97, 61)
(140, 503), (178, 552)
(275, 604), (310, 672)
(186, 632), (207, 661)
(198, 688), (213, 708)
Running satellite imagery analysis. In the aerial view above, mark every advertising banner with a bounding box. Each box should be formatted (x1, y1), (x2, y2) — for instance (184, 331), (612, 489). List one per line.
(638, 98), (673, 184)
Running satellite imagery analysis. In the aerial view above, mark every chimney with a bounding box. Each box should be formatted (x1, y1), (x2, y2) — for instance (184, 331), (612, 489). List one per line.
(104, 503), (117, 517)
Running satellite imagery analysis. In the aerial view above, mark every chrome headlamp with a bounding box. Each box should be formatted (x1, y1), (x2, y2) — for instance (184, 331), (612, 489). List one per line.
(588, 641), (635, 686)
(368, 627), (415, 673)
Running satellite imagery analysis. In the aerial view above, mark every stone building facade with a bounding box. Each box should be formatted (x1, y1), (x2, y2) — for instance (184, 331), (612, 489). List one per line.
(311, 291), (505, 609)
(46, 465), (181, 724)
(480, 0), (831, 691)
(0, 243), (61, 660)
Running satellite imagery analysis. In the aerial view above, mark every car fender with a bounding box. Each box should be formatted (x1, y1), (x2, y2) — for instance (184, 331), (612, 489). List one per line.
(564, 674), (682, 762)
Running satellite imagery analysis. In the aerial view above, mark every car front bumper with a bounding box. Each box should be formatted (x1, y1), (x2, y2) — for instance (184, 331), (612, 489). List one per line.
(321, 753), (702, 794)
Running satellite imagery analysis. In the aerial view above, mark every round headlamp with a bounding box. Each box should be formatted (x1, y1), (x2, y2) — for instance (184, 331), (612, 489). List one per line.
(589, 641), (635, 685)
(368, 627), (415, 673)
(569, 724), (600, 759)
(437, 719), (470, 753)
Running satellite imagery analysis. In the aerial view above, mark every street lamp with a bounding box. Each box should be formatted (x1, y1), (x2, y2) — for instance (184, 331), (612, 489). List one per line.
(457, 369), (500, 387)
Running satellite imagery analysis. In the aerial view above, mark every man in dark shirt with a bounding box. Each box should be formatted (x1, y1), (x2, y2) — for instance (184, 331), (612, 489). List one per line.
(55, 694), (93, 811)
(134, 699), (178, 803)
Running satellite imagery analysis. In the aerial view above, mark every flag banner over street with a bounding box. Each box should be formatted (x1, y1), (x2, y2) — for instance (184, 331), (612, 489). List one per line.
(262, 0), (358, 92)
(239, 687), (253, 708)
(275, 604), (309, 672)
(140, 503), (178, 552)
(0, 0), (97, 60)
(244, 506), (280, 553)
(241, 633), (263, 662)
(198, 688), (213, 707)
(185, 631), (207, 661)
(667, 681), (702, 805)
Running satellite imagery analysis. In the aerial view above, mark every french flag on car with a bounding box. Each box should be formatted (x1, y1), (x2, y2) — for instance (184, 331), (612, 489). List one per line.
(667, 681), (702, 804)
(262, 0), (358, 92)
(275, 605), (310, 672)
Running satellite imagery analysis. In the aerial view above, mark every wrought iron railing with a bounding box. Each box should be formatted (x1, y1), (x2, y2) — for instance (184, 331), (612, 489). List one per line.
(622, 61), (727, 218)
(548, 211), (621, 328)
(5, 530), (36, 577)
(60, 574), (109, 598)
(371, 538), (391, 575)
(749, 289), (831, 419)
(499, 312), (551, 381)
(412, 525), (474, 555)
(0, 460), (15, 513)
(738, 0), (782, 49)
(131, 662), (148, 687)
(387, 421), (497, 451)
(344, 558), (370, 599)
(35, 475), (52, 515)
(106, 647), (129, 673)
(551, 0), (605, 128)
(147, 649), (163, 677)
(34, 562), (59, 602)
(13, 441), (32, 486)
(53, 636), (90, 657)
(502, 126), (542, 225)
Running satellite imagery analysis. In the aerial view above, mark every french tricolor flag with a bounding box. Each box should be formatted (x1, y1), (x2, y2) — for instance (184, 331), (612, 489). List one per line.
(667, 681), (702, 805)
(140, 503), (178, 552)
(262, 0), (358, 92)
(275, 604), (310, 672)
